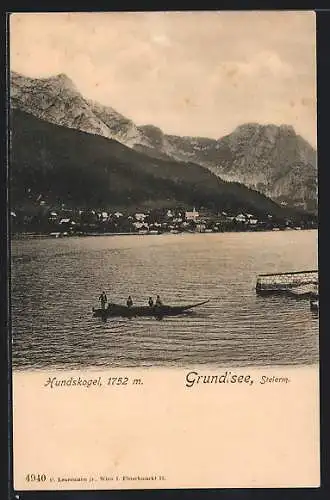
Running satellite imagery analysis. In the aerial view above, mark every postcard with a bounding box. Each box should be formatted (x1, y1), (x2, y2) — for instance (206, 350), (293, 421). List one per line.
(9, 11), (319, 490)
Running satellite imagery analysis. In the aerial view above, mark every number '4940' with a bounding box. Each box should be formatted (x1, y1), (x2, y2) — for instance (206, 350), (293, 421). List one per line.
(26, 474), (47, 482)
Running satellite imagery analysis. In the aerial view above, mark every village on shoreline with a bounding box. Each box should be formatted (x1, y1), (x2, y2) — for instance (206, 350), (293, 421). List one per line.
(10, 204), (318, 238)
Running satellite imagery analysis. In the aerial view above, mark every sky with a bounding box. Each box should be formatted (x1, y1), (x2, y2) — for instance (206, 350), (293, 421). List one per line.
(10, 11), (316, 146)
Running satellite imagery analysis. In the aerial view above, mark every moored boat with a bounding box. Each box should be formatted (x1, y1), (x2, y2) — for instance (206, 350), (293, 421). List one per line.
(310, 297), (319, 312)
(92, 300), (210, 319)
(256, 270), (318, 296)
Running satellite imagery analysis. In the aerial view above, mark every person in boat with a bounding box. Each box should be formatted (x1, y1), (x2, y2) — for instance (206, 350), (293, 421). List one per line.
(155, 295), (163, 307)
(148, 297), (154, 307)
(98, 291), (107, 310)
(126, 295), (133, 308)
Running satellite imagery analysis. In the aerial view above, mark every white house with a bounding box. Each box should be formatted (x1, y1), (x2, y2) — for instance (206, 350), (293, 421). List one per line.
(133, 221), (148, 230)
(135, 213), (147, 221)
(185, 208), (199, 221)
(235, 214), (247, 223)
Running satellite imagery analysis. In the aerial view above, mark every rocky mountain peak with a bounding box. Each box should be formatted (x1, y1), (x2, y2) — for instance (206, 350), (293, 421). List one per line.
(46, 73), (77, 90)
(138, 125), (165, 147)
(232, 122), (297, 138)
(11, 71), (76, 92)
(278, 124), (296, 136)
(10, 71), (317, 213)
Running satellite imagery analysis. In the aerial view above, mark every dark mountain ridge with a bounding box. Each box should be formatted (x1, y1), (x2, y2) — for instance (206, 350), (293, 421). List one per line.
(135, 123), (317, 213)
(10, 109), (303, 220)
(10, 71), (317, 213)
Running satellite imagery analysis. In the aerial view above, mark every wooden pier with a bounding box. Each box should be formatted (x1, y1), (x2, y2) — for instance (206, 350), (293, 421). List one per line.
(256, 270), (318, 299)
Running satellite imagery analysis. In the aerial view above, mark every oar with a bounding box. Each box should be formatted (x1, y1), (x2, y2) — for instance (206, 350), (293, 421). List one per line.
(184, 299), (210, 310)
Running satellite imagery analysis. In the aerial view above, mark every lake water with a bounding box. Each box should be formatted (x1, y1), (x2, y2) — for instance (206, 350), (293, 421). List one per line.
(11, 230), (318, 370)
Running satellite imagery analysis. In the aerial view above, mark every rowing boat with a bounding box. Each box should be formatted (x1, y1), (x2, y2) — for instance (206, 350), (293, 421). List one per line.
(310, 298), (319, 312)
(92, 300), (210, 319)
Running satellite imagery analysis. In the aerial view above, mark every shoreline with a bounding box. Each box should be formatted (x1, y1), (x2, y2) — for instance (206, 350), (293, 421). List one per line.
(11, 227), (318, 240)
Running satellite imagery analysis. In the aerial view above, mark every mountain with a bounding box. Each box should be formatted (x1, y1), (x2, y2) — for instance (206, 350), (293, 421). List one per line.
(140, 123), (317, 213)
(11, 71), (110, 138)
(10, 71), (147, 147)
(10, 71), (317, 212)
(10, 108), (301, 220)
